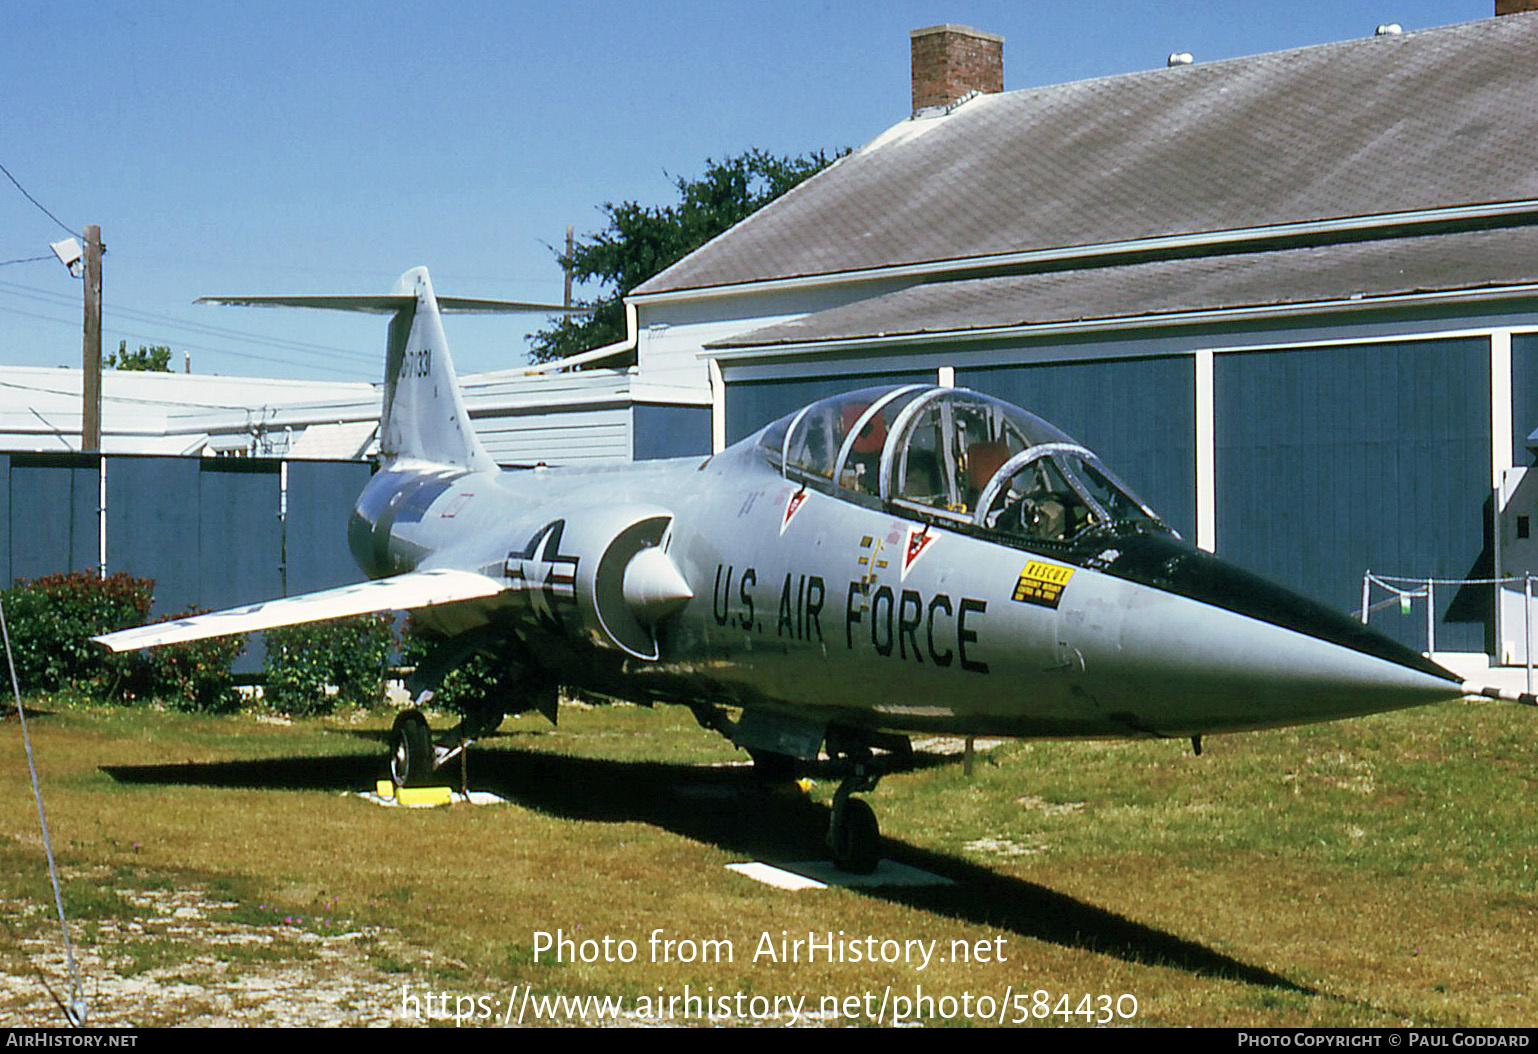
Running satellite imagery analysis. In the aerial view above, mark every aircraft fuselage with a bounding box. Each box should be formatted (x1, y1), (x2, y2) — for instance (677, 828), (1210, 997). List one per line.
(348, 429), (1463, 742)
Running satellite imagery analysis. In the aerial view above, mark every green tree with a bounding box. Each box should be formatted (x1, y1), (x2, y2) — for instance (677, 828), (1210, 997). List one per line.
(529, 148), (842, 363)
(107, 341), (173, 372)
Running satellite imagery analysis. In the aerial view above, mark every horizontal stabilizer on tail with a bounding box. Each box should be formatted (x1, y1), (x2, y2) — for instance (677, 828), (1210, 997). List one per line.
(196, 294), (588, 314)
(196, 268), (588, 471)
(92, 569), (505, 652)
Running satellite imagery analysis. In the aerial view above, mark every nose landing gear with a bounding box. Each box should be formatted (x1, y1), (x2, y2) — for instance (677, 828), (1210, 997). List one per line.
(828, 780), (881, 874)
(824, 727), (911, 874)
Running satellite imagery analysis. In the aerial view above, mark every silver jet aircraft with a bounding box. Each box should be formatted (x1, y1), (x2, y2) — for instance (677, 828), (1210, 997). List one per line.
(97, 267), (1509, 873)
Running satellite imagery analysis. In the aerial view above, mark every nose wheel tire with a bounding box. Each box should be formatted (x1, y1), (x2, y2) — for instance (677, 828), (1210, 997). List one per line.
(828, 796), (881, 874)
(390, 709), (434, 788)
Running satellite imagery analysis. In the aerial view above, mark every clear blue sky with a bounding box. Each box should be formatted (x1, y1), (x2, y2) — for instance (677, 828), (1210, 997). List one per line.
(0, 0), (1495, 381)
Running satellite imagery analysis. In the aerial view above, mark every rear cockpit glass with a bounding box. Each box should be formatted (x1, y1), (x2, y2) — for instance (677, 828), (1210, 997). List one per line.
(775, 387), (918, 488)
(885, 389), (1072, 522)
(759, 415), (792, 466)
(834, 387), (925, 495)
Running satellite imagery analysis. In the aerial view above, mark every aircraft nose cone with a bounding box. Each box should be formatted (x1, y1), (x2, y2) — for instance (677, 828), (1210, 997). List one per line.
(1083, 532), (1465, 733)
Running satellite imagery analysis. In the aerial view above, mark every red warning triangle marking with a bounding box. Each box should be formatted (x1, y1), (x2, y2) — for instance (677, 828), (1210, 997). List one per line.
(781, 488), (808, 534)
(902, 527), (935, 577)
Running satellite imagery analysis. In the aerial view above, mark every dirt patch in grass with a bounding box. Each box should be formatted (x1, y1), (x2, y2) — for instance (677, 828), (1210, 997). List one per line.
(0, 870), (444, 1027)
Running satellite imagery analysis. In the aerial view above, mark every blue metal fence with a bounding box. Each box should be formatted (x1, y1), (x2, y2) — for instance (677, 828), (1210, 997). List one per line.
(2, 453), (374, 669)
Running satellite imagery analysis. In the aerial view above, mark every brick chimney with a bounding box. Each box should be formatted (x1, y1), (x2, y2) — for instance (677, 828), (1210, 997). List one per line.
(1497, 1), (1538, 13)
(910, 25), (1004, 115)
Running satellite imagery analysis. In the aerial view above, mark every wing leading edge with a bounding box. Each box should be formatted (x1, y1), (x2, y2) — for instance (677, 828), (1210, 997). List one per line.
(92, 569), (504, 652)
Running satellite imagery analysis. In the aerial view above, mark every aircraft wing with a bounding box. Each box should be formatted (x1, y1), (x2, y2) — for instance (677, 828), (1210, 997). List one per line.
(92, 569), (505, 652)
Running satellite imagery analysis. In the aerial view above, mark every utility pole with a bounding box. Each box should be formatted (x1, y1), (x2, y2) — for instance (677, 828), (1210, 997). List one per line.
(563, 224), (573, 309)
(81, 224), (103, 451)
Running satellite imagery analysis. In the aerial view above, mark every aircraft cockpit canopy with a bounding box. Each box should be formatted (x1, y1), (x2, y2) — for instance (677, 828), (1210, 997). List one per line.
(759, 386), (1169, 546)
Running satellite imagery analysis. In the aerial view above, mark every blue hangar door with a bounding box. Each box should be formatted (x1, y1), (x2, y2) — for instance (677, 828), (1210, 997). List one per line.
(1213, 338), (1492, 656)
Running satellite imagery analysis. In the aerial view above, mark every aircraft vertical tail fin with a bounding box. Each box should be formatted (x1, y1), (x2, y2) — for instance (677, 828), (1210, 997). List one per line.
(378, 268), (494, 471)
(199, 267), (584, 472)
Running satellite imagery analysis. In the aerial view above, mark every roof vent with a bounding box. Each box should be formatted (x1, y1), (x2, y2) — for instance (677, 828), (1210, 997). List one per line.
(1375, 23), (1403, 35)
(1167, 52), (1194, 67)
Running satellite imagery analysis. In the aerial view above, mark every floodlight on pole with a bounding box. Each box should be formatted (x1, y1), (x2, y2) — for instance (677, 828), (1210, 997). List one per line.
(50, 237), (83, 278)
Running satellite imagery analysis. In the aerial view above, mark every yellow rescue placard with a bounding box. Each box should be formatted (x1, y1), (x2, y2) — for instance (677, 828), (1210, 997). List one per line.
(1012, 561), (1076, 609)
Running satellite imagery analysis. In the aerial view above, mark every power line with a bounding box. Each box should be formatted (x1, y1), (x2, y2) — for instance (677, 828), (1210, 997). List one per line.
(0, 281), (379, 366)
(0, 255), (52, 268)
(0, 160), (80, 240)
(0, 376), (373, 412)
(0, 279), (378, 360)
(0, 304), (378, 380)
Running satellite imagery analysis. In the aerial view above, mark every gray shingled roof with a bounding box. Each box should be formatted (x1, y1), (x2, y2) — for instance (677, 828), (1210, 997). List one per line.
(638, 14), (1538, 296)
(707, 226), (1538, 349)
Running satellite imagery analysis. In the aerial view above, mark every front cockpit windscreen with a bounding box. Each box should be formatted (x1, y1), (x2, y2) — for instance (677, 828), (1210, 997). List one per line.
(977, 449), (1164, 545)
(758, 386), (1171, 546)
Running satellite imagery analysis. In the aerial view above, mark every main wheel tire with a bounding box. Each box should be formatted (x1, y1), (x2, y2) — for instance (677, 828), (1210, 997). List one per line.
(390, 709), (434, 788)
(829, 797), (881, 875)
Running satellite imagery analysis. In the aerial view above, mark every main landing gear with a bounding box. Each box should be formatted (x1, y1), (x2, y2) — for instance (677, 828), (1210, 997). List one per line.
(388, 702), (500, 791)
(389, 709), (435, 787)
(388, 632), (555, 792)
(388, 691), (528, 790)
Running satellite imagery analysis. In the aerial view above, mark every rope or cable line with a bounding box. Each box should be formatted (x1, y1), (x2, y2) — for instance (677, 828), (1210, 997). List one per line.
(0, 160), (81, 240)
(0, 255), (53, 268)
(1, 601), (88, 1026)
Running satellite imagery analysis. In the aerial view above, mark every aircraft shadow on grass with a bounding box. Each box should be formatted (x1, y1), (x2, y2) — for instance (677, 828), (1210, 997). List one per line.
(103, 737), (1310, 995)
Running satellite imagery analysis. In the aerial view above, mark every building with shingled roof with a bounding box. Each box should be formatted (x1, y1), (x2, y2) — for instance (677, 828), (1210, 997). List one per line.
(625, 7), (1538, 673)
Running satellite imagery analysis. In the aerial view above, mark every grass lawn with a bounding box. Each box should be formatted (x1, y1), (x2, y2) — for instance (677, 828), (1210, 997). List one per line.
(1, 696), (1534, 1026)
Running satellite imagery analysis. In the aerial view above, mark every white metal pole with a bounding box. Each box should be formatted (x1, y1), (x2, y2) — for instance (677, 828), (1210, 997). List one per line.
(97, 457), (106, 580)
(1425, 579), (1435, 656)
